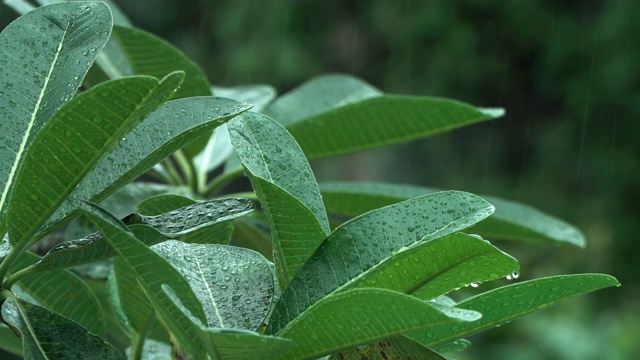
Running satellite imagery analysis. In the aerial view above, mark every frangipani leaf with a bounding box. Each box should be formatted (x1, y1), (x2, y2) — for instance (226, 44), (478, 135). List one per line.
(320, 182), (585, 247)
(267, 191), (494, 335)
(46, 97), (251, 234)
(264, 74), (503, 159)
(125, 339), (170, 360)
(163, 285), (291, 360)
(228, 112), (330, 284)
(78, 200), (209, 357)
(33, 198), (253, 271)
(9, 252), (105, 337)
(329, 337), (447, 360)
(7, 72), (183, 249)
(0, 323), (22, 356)
(351, 233), (519, 300)
(137, 194), (196, 215)
(112, 256), (155, 334)
(152, 241), (274, 331)
(111, 25), (210, 99)
(1, 296), (124, 360)
(0, 1), (111, 222)
(274, 288), (480, 360)
(408, 274), (620, 346)
(212, 84), (277, 113)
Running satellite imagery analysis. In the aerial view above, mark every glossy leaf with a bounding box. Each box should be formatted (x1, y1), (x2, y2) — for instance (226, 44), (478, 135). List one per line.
(34, 198), (253, 271)
(0, 1), (111, 222)
(111, 25), (211, 99)
(79, 200), (209, 357)
(431, 339), (471, 354)
(3, 0), (34, 14)
(7, 72), (183, 249)
(267, 191), (494, 335)
(228, 112), (330, 284)
(1, 296), (124, 359)
(408, 274), (620, 346)
(164, 285), (292, 360)
(212, 84), (277, 113)
(351, 233), (519, 300)
(329, 337), (447, 360)
(320, 182), (585, 247)
(264, 74), (503, 159)
(8, 251), (105, 337)
(152, 241), (274, 331)
(47, 97), (251, 234)
(274, 288), (480, 360)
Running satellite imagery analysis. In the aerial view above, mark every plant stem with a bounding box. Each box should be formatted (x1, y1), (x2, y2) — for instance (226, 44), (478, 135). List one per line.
(0, 242), (26, 285)
(161, 158), (184, 186)
(2, 264), (34, 289)
(202, 166), (245, 197)
(130, 312), (156, 360)
(174, 150), (198, 194)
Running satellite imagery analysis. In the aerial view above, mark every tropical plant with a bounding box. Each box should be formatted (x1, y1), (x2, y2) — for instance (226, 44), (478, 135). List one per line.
(0, 1), (619, 359)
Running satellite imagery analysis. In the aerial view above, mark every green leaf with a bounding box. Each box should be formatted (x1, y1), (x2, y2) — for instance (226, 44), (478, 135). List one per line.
(79, 200), (209, 357)
(233, 217), (273, 260)
(163, 285), (291, 360)
(137, 194), (196, 215)
(351, 233), (519, 301)
(193, 124), (235, 188)
(430, 339), (471, 354)
(8, 252), (105, 337)
(35, 0), (131, 26)
(408, 274), (620, 346)
(33, 198), (253, 271)
(112, 25), (211, 99)
(0, 324), (23, 356)
(274, 288), (480, 360)
(7, 73), (183, 249)
(152, 241), (275, 331)
(264, 74), (503, 159)
(113, 256), (155, 334)
(3, 0), (35, 14)
(46, 97), (251, 234)
(212, 84), (277, 113)
(329, 337), (447, 360)
(267, 191), (494, 335)
(0, 1), (111, 222)
(125, 339), (170, 360)
(106, 269), (132, 337)
(319, 182), (585, 247)
(1, 296), (124, 359)
(228, 112), (330, 284)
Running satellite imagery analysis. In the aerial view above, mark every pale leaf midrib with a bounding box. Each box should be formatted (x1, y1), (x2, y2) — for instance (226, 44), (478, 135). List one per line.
(0, 21), (70, 218)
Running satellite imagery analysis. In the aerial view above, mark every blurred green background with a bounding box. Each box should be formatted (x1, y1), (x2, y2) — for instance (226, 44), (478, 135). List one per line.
(2, 1), (638, 358)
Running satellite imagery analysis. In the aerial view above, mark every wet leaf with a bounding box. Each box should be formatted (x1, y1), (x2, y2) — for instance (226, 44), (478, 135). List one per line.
(264, 74), (503, 159)
(8, 251), (105, 337)
(408, 274), (620, 346)
(152, 241), (274, 331)
(137, 194), (196, 215)
(329, 337), (447, 360)
(7, 72), (183, 250)
(267, 191), (494, 335)
(79, 200), (209, 357)
(1, 296), (124, 359)
(430, 338), (471, 354)
(320, 182), (585, 247)
(212, 84), (277, 113)
(351, 233), (519, 301)
(164, 285), (291, 360)
(111, 25), (211, 99)
(229, 112), (330, 285)
(273, 288), (479, 360)
(46, 97), (251, 234)
(34, 198), (253, 271)
(125, 339), (170, 360)
(0, 1), (111, 224)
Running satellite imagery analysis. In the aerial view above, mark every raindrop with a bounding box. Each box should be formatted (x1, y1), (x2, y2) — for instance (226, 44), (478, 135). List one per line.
(470, 282), (479, 288)
(511, 271), (519, 279)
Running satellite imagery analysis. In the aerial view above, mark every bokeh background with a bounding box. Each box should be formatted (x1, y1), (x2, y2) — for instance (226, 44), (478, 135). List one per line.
(2, 1), (638, 359)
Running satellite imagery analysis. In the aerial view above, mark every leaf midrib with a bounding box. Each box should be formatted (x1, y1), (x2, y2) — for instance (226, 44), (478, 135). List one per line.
(0, 20), (70, 216)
